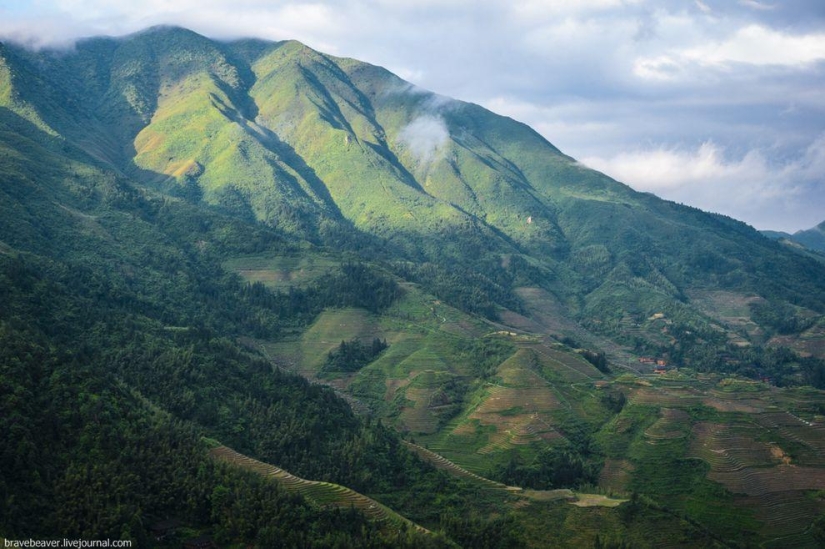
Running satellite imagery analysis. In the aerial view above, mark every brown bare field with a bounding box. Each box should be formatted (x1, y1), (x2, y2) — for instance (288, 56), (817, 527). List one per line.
(755, 412), (825, 466)
(702, 396), (764, 413)
(686, 417), (825, 545)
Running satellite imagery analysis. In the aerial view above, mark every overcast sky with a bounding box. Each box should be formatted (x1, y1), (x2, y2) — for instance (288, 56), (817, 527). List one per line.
(2, 0), (824, 232)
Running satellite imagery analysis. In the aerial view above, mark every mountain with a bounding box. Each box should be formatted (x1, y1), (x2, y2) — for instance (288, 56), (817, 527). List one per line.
(789, 220), (825, 253)
(793, 220), (825, 252)
(2, 26), (825, 547)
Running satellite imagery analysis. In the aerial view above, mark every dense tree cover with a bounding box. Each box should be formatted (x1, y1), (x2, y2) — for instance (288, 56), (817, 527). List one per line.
(580, 349), (610, 374)
(238, 263), (400, 327)
(322, 337), (388, 373)
(0, 322), (450, 547)
(392, 260), (522, 320)
(455, 338), (516, 380)
(439, 514), (523, 549)
(749, 300), (817, 335)
(493, 446), (598, 491)
(600, 390), (627, 414)
(0, 215), (518, 546)
(592, 536), (633, 549)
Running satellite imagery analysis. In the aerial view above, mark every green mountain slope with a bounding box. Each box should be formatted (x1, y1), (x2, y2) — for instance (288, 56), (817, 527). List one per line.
(2, 26), (825, 547)
(4, 27), (823, 320)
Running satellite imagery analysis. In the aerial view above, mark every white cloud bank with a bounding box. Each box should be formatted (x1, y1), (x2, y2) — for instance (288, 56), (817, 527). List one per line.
(634, 25), (825, 80)
(582, 135), (825, 231)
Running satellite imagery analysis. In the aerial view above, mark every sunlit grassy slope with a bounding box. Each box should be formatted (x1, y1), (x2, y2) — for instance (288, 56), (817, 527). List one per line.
(4, 26), (825, 329)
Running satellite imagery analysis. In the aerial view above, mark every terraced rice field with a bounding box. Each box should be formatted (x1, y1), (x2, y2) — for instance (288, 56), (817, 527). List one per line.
(209, 445), (427, 533)
(738, 490), (825, 548)
(391, 346), (449, 376)
(643, 408), (690, 442)
(296, 309), (380, 374)
(265, 308), (381, 377)
(688, 418), (825, 545)
(686, 290), (765, 341)
(628, 385), (702, 407)
(755, 411), (825, 466)
(529, 344), (601, 382)
(702, 391), (766, 413)
(403, 442), (608, 512)
(598, 459), (635, 493)
(769, 320), (825, 360)
(570, 494), (628, 508)
(402, 441), (511, 489)
(447, 350), (567, 455)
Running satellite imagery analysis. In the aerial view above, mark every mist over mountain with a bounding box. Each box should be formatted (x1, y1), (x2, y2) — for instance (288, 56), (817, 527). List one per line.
(2, 26), (825, 548)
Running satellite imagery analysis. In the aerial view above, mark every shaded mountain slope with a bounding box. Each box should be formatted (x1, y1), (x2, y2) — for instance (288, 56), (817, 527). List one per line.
(791, 220), (825, 253)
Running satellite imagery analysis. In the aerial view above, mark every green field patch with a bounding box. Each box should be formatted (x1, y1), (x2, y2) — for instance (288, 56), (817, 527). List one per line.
(522, 489), (577, 502)
(402, 441), (510, 489)
(738, 490), (825, 547)
(628, 384), (702, 408)
(530, 344), (602, 383)
(597, 458), (635, 494)
(294, 308), (379, 375)
(594, 403), (658, 458)
(394, 346), (450, 375)
(223, 253), (339, 289)
(348, 367), (389, 408)
(400, 369), (470, 431)
(570, 493), (627, 507)
(431, 366), (566, 462)
(643, 408), (691, 442)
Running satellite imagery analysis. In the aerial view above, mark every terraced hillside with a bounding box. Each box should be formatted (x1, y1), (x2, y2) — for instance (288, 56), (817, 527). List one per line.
(226, 252), (825, 546)
(597, 375), (825, 548)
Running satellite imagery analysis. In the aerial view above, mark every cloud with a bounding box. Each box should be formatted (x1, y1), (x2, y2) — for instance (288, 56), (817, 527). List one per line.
(634, 24), (825, 80)
(396, 115), (450, 166)
(738, 0), (775, 11)
(695, 1), (711, 14)
(582, 136), (825, 231)
(684, 25), (825, 67)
